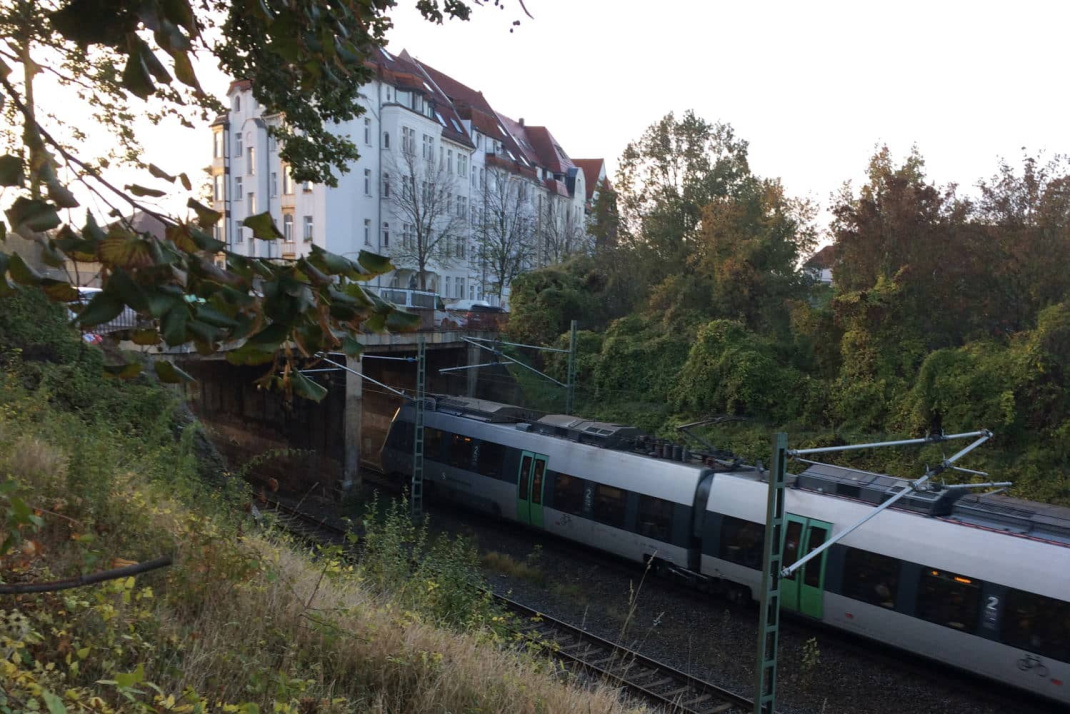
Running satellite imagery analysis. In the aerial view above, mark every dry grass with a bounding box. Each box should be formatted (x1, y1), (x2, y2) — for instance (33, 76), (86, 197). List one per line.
(162, 539), (633, 713)
(482, 550), (547, 584)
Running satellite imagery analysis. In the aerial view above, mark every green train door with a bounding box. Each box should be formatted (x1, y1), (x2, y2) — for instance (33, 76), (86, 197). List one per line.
(780, 514), (832, 619)
(516, 451), (548, 527)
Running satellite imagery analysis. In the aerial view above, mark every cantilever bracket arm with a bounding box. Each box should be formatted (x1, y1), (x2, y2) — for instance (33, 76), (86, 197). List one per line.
(780, 430), (994, 578)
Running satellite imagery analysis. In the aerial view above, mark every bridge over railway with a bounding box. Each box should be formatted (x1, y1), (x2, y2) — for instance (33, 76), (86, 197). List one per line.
(134, 323), (523, 496)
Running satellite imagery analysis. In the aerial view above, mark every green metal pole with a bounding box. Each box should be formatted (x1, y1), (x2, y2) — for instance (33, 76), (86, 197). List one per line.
(754, 432), (788, 714)
(566, 319), (577, 415)
(411, 336), (426, 520)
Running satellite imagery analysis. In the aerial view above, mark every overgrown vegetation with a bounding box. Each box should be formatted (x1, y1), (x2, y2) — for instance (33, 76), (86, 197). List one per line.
(508, 121), (1070, 505)
(0, 288), (635, 713)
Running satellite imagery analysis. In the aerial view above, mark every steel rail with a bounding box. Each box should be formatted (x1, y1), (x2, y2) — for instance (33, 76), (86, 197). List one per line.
(496, 593), (753, 714)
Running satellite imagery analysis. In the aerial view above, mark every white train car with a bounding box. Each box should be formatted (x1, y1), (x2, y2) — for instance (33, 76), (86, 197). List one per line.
(381, 396), (1070, 705)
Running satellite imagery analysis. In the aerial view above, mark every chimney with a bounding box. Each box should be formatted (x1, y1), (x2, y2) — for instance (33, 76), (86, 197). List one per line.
(519, 117), (524, 126)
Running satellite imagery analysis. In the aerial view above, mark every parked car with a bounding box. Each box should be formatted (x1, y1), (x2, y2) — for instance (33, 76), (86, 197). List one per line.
(443, 300), (505, 330)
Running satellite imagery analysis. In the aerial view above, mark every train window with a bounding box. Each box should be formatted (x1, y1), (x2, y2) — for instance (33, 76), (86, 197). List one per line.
(636, 495), (673, 541)
(385, 421), (413, 451)
(592, 484), (627, 529)
(531, 460), (545, 504)
(718, 516), (765, 570)
(425, 428), (445, 460)
(841, 548), (899, 609)
(1001, 589), (1070, 662)
(916, 568), (982, 632)
(475, 441), (506, 479)
(447, 433), (475, 469)
(550, 472), (585, 515)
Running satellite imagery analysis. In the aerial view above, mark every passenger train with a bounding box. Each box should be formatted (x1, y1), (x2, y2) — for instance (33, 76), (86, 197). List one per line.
(380, 396), (1070, 704)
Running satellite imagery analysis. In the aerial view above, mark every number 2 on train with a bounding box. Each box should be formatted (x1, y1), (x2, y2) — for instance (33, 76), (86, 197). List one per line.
(517, 451), (548, 527)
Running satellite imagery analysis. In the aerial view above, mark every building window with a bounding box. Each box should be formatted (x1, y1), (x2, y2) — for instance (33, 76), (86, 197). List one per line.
(213, 131), (223, 158)
(302, 181), (312, 192)
(283, 214), (294, 242)
(447, 149), (453, 173)
(363, 219), (371, 245)
(233, 95), (240, 112)
(363, 117), (371, 145)
(234, 176), (242, 199)
(459, 153), (467, 177)
(402, 127), (414, 154)
(247, 145), (255, 174)
(422, 134), (434, 161)
(456, 277), (464, 298)
(480, 168), (485, 189)
(213, 174), (223, 201)
(267, 133), (276, 152)
(445, 276), (451, 297)
(282, 166), (294, 195)
(235, 132), (243, 158)
(383, 131), (391, 149)
(841, 548), (900, 609)
(270, 172), (278, 197)
(457, 195), (466, 218)
(303, 215), (313, 242)
(364, 169), (371, 196)
(382, 172), (391, 198)
(382, 223), (390, 248)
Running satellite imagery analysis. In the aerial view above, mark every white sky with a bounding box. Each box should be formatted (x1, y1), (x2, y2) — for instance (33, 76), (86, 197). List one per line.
(48, 0), (1070, 234)
(383, 0), (1069, 233)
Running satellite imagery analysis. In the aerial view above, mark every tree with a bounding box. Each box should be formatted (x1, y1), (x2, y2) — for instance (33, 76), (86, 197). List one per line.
(386, 146), (466, 291)
(587, 178), (620, 251)
(691, 177), (817, 334)
(0, 0), (526, 397)
(536, 197), (587, 264)
(614, 110), (751, 275)
(476, 166), (535, 303)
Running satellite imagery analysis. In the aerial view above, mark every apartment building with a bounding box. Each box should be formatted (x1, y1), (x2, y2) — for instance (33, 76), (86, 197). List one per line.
(209, 48), (604, 307)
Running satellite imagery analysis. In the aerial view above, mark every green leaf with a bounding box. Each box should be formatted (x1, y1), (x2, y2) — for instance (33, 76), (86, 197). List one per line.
(40, 279), (80, 302)
(75, 291), (124, 327)
(225, 343), (275, 366)
(242, 211), (283, 241)
(342, 335), (363, 357)
(292, 370), (327, 402)
(6, 197), (61, 235)
(122, 52), (154, 100)
(102, 362), (144, 380)
(155, 360), (194, 383)
(246, 322), (290, 350)
(8, 253), (42, 285)
(0, 154), (24, 186)
(131, 329), (161, 345)
(114, 663), (145, 689)
(357, 250), (393, 275)
(99, 232), (154, 268)
(42, 689), (67, 714)
(161, 306), (189, 345)
(47, 181), (79, 208)
(148, 164), (176, 183)
(187, 198), (221, 227)
(172, 50), (201, 91)
(126, 184), (167, 198)
(385, 309), (421, 333)
(189, 227), (224, 253)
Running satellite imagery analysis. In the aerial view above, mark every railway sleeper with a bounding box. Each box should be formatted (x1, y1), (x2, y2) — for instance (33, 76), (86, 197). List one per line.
(663, 684), (695, 698)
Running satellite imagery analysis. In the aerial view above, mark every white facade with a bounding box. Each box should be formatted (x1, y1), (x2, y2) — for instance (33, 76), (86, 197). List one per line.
(210, 53), (595, 307)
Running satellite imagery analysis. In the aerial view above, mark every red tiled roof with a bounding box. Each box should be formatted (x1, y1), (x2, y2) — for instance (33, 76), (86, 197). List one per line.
(806, 244), (837, 269)
(573, 159), (607, 201)
(525, 126), (574, 175)
(227, 79), (252, 94)
(543, 178), (571, 198)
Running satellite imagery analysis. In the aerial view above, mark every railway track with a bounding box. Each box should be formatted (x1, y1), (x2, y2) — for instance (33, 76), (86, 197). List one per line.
(261, 495), (756, 714)
(501, 592), (752, 713)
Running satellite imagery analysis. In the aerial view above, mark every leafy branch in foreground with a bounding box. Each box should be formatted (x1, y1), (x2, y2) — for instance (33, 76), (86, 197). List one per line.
(0, 1), (533, 397)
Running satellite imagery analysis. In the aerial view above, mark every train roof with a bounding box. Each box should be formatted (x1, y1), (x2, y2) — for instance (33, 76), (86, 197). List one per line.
(792, 461), (1070, 546)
